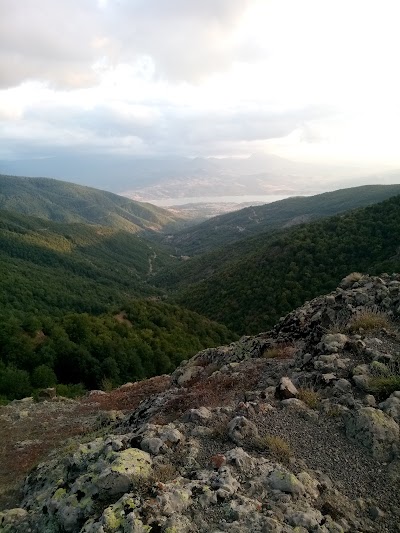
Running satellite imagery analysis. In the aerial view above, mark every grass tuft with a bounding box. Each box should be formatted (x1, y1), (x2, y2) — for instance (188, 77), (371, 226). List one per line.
(297, 387), (320, 409)
(348, 310), (391, 333)
(253, 434), (292, 463)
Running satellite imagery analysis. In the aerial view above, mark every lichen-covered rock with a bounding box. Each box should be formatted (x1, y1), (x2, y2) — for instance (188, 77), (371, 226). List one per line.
(268, 468), (305, 495)
(96, 448), (152, 497)
(344, 407), (399, 461)
(0, 508), (29, 533)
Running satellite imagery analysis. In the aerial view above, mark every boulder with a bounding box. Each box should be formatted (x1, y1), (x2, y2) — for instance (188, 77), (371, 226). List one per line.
(228, 416), (258, 446)
(275, 377), (298, 400)
(344, 407), (399, 461)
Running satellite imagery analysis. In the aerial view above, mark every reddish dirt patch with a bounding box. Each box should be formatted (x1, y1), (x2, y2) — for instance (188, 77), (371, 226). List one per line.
(0, 375), (170, 510)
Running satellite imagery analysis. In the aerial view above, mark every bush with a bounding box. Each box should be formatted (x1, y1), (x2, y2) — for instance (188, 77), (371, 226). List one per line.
(56, 383), (86, 398)
(0, 365), (31, 399)
(297, 387), (320, 409)
(348, 310), (391, 332)
(253, 434), (292, 463)
(31, 364), (57, 388)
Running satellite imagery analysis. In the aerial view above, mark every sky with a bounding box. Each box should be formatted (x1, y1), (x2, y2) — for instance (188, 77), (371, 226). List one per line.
(1, 0), (400, 172)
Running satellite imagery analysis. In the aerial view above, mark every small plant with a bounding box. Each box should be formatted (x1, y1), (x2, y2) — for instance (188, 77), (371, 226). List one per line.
(368, 376), (400, 399)
(297, 387), (320, 409)
(348, 310), (391, 333)
(262, 344), (295, 360)
(367, 357), (400, 400)
(253, 434), (292, 463)
(100, 378), (114, 392)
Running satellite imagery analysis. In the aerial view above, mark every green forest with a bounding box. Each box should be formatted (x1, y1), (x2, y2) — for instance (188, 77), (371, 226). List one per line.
(1, 175), (400, 401)
(0, 301), (235, 401)
(168, 195), (400, 334)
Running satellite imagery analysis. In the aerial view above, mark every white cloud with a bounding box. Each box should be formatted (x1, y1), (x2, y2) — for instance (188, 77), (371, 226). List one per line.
(1, 0), (400, 169)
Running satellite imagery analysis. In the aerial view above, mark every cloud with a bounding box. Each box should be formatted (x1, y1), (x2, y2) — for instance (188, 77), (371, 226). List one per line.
(0, 0), (256, 88)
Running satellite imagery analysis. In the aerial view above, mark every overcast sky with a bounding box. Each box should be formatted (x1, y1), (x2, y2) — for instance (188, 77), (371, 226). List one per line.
(1, 0), (400, 170)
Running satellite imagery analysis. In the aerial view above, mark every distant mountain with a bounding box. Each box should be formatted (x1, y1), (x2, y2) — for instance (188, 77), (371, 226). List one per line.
(156, 194), (400, 334)
(166, 185), (400, 255)
(0, 153), (378, 197)
(0, 174), (184, 233)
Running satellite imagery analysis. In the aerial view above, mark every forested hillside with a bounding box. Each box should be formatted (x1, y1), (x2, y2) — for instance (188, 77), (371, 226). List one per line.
(0, 209), (175, 316)
(0, 174), (184, 233)
(166, 195), (400, 334)
(167, 184), (400, 255)
(0, 300), (235, 401)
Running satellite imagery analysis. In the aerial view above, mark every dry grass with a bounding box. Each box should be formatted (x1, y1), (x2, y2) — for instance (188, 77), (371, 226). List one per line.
(297, 387), (320, 409)
(348, 310), (391, 333)
(262, 343), (296, 360)
(253, 434), (292, 463)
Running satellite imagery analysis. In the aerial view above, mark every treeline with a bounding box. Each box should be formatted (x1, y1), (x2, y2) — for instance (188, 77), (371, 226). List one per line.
(0, 300), (236, 401)
(172, 195), (400, 334)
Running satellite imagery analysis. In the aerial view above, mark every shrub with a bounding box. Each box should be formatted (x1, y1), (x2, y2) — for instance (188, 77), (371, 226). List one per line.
(368, 358), (400, 399)
(348, 310), (391, 333)
(31, 364), (57, 388)
(253, 434), (292, 463)
(297, 387), (320, 409)
(56, 383), (86, 398)
(0, 365), (31, 400)
(262, 344), (295, 359)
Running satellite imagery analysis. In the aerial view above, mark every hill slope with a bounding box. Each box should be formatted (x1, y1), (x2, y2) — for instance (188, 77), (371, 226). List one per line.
(161, 194), (400, 334)
(0, 209), (176, 316)
(0, 174), (184, 233)
(2, 274), (400, 531)
(167, 184), (400, 255)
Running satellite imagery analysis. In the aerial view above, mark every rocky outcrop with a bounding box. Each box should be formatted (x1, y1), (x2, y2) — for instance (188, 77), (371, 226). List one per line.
(2, 274), (400, 532)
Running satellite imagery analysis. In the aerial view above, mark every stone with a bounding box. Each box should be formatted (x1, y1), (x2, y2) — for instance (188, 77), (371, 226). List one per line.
(96, 449), (152, 497)
(379, 393), (400, 423)
(227, 416), (259, 446)
(37, 387), (57, 400)
(275, 377), (298, 400)
(141, 437), (165, 455)
(319, 333), (348, 353)
(182, 406), (212, 423)
(344, 407), (399, 461)
(268, 468), (305, 495)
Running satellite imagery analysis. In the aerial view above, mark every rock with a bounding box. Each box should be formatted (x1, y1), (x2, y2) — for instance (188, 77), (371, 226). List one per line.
(96, 448), (152, 497)
(379, 393), (400, 423)
(268, 468), (305, 495)
(37, 387), (57, 400)
(228, 416), (259, 446)
(275, 377), (298, 399)
(344, 407), (399, 461)
(225, 447), (254, 473)
(141, 437), (165, 455)
(182, 406), (212, 423)
(0, 508), (29, 532)
(174, 364), (204, 386)
(319, 333), (348, 353)
(352, 374), (370, 392)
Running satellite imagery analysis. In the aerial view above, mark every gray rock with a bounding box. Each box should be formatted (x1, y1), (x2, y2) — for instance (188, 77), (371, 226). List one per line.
(275, 377), (298, 399)
(96, 448), (152, 497)
(228, 416), (259, 445)
(183, 406), (212, 423)
(268, 468), (305, 495)
(344, 407), (399, 461)
(379, 393), (400, 423)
